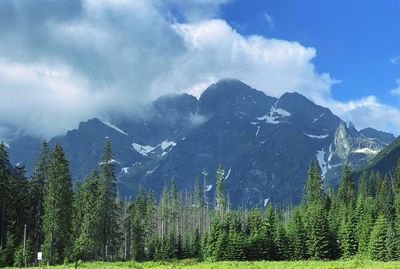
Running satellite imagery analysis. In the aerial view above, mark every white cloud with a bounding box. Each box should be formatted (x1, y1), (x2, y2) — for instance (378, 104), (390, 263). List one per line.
(264, 11), (275, 30)
(327, 96), (400, 135)
(0, 0), (399, 138)
(390, 79), (400, 97)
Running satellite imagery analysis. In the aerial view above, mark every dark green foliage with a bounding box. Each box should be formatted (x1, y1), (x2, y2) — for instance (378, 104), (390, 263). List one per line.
(29, 141), (50, 254)
(99, 141), (121, 261)
(304, 161), (325, 205)
(369, 215), (389, 261)
(130, 189), (146, 261)
(72, 171), (103, 261)
(274, 222), (289, 260)
(306, 203), (330, 260)
(42, 144), (74, 265)
(4, 139), (400, 264)
(287, 208), (307, 260)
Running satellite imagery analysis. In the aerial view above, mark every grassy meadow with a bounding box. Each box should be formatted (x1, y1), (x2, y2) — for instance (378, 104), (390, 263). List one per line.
(7, 260), (400, 269)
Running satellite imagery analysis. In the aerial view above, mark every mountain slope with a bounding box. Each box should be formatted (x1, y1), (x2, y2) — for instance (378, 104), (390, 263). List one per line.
(358, 137), (400, 177)
(5, 79), (395, 206)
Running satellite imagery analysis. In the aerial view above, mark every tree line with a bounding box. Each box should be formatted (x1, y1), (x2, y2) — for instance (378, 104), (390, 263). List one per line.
(1, 140), (400, 267)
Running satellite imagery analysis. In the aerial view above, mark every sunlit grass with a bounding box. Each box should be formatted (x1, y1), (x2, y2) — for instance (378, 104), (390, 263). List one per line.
(7, 260), (400, 269)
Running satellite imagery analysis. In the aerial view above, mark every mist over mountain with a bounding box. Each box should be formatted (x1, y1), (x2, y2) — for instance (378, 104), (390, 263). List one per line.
(5, 79), (395, 206)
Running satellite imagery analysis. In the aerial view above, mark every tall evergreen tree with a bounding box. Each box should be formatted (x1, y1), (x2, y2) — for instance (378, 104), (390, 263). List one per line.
(29, 141), (50, 253)
(304, 161), (325, 205)
(130, 189), (146, 261)
(307, 203), (330, 260)
(369, 215), (389, 261)
(72, 171), (102, 261)
(99, 141), (121, 261)
(287, 208), (307, 260)
(0, 142), (11, 250)
(41, 145), (73, 264)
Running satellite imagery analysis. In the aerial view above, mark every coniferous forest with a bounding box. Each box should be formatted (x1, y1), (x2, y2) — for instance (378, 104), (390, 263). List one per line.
(1, 141), (400, 267)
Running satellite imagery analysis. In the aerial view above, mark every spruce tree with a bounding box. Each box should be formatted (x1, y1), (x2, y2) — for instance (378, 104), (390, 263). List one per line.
(29, 141), (50, 253)
(274, 222), (289, 260)
(130, 189), (146, 261)
(369, 215), (389, 261)
(287, 208), (307, 260)
(261, 204), (276, 260)
(0, 142), (11, 250)
(72, 171), (102, 261)
(98, 141), (121, 261)
(355, 195), (374, 257)
(376, 176), (394, 222)
(307, 203), (330, 260)
(393, 159), (400, 195)
(42, 145), (73, 264)
(304, 161), (325, 205)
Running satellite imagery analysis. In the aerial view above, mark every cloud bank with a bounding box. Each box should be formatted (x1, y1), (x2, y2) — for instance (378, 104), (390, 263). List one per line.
(0, 0), (399, 139)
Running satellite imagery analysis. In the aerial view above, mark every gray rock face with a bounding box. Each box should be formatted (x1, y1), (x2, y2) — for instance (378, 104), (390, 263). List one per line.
(6, 79), (395, 206)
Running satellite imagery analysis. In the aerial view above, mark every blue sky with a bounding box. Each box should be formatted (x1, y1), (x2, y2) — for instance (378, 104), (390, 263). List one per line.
(0, 0), (399, 138)
(222, 0), (400, 106)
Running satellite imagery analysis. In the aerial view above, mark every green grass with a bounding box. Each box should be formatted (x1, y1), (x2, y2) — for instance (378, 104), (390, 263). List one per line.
(7, 260), (400, 269)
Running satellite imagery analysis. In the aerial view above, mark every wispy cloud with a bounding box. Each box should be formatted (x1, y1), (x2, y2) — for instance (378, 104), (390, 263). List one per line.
(264, 11), (275, 30)
(390, 79), (400, 96)
(390, 56), (400, 65)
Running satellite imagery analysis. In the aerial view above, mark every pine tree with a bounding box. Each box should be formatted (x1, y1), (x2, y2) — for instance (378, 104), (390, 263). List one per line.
(191, 228), (201, 259)
(337, 165), (356, 206)
(338, 207), (358, 258)
(130, 189), (146, 261)
(393, 159), (400, 195)
(145, 191), (156, 260)
(72, 171), (102, 261)
(376, 176), (394, 222)
(336, 166), (358, 258)
(160, 181), (169, 242)
(274, 222), (289, 260)
(304, 161), (325, 205)
(369, 215), (389, 261)
(29, 141), (50, 253)
(41, 145), (73, 264)
(98, 141), (121, 261)
(226, 228), (245, 260)
(261, 204), (276, 260)
(0, 142), (11, 250)
(287, 208), (307, 260)
(307, 203), (330, 260)
(355, 195), (374, 257)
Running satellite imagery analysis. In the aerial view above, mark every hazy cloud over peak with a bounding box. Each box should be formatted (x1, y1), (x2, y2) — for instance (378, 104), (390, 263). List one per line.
(0, 0), (399, 139)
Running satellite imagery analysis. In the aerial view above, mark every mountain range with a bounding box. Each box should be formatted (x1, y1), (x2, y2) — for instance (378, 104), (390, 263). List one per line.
(4, 79), (397, 206)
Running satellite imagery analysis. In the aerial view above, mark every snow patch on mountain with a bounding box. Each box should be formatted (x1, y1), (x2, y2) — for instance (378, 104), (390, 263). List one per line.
(257, 104), (291, 124)
(121, 167), (129, 174)
(160, 140), (177, 151)
(312, 113), (325, 123)
(225, 168), (231, 179)
(353, 148), (380, 155)
(206, 184), (213, 192)
(316, 149), (327, 179)
(256, 126), (260, 136)
(304, 132), (329, 139)
(100, 159), (121, 165)
(101, 120), (129, 136)
(132, 143), (155, 156)
(264, 198), (270, 207)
